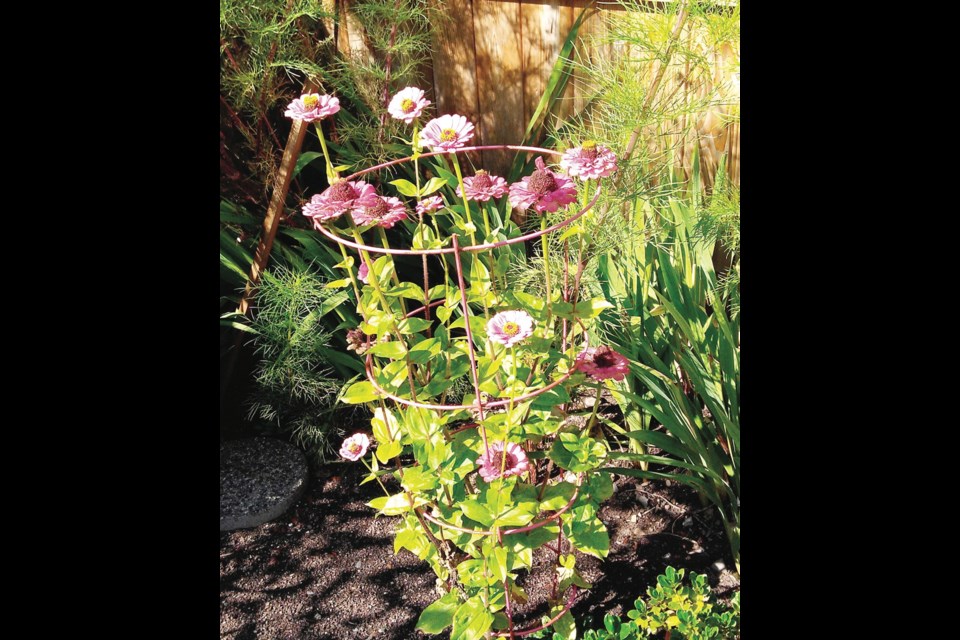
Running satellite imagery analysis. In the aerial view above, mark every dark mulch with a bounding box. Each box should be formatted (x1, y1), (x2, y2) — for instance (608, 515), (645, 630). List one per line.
(220, 452), (739, 640)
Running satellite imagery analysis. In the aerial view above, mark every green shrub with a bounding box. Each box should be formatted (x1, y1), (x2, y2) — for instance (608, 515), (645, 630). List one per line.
(582, 567), (739, 640)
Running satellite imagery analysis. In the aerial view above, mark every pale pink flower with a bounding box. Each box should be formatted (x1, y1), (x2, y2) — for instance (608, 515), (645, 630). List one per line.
(358, 261), (370, 284)
(508, 157), (578, 214)
(284, 93), (340, 122)
(420, 114), (475, 152)
(457, 170), (508, 202)
(388, 87), (431, 124)
(476, 441), (531, 482)
(559, 140), (618, 180)
(416, 196), (444, 216)
(486, 310), (534, 348)
(351, 195), (409, 229)
(303, 180), (379, 222)
(339, 433), (371, 461)
(574, 345), (630, 381)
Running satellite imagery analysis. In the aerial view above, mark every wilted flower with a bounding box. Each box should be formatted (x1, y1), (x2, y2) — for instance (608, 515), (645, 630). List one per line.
(486, 310), (535, 348)
(339, 433), (370, 461)
(352, 195), (409, 229)
(416, 196), (444, 216)
(476, 441), (531, 482)
(358, 261), (370, 284)
(388, 87), (431, 124)
(508, 157), (578, 213)
(345, 328), (373, 355)
(303, 180), (379, 223)
(559, 140), (618, 180)
(420, 114), (475, 152)
(284, 93), (340, 122)
(457, 170), (508, 202)
(574, 345), (630, 381)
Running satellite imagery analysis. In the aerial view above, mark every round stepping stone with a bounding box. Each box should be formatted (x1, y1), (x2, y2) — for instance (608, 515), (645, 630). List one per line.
(220, 437), (308, 532)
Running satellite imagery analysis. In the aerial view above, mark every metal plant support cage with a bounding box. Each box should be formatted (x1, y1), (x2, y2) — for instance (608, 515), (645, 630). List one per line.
(319, 145), (603, 637)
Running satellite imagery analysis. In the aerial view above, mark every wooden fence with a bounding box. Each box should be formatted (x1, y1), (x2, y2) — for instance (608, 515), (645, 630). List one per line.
(330, 0), (739, 185)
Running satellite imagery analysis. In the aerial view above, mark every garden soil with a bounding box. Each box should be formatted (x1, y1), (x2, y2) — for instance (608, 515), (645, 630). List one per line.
(220, 447), (739, 639)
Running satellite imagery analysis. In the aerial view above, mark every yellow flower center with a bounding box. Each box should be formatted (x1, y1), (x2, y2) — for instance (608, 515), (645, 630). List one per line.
(348, 442), (362, 454)
(302, 95), (320, 109)
(401, 98), (416, 113)
(502, 321), (520, 336)
(440, 128), (458, 142)
(581, 139), (597, 150)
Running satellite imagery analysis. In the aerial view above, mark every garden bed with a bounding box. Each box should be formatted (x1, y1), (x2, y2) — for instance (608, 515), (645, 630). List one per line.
(220, 450), (739, 639)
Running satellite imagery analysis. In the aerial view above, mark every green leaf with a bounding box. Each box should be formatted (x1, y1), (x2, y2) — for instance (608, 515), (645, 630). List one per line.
(341, 380), (379, 404)
(489, 546), (509, 582)
(293, 151), (324, 179)
(384, 281), (426, 301)
(390, 178), (421, 197)
(376, 440), (403, 463)
(460, 499), (494, 527)
(368, 341), (408, 359)
(367, 493), (413, 516)
(551, 610), (577, 640)
(324, 278), (352, 290)
(400, 466), (439, 493)
(574, 297), (615, 319)
(416, 592), (460, 634)
(398, 317), (432, 334)
(451, 597), (494, 640)
(420, 176), (448, 196)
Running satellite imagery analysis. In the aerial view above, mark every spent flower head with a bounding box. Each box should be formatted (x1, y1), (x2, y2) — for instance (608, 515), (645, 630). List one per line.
(508, 157), (578, 213)
(352, 196), (409, 229)
(575, 345), (630, 381)
(559, 140), (618, 180)
(457, 170), (508, 202)
(303, 180), (379, 223)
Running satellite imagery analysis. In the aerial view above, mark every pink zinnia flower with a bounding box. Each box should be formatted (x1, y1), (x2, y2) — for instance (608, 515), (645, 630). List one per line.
(339, 433), (371, 461)
(508, 157), (578, 214)
(284, 93), (340, 122)
(388, 87), (431, 124)
(420, 114), (475, 152)
(416, 196), (444, 216)
(358, 261), (370, 284)
(559, 140), (618, 180)
(303, 180), (379, 222)
(457, 170), (508, 202)
(486, 310), (535, 348)
(476, 441), (531, 483)
(351, 195), (409, 229)
(574, 345), (630, 381)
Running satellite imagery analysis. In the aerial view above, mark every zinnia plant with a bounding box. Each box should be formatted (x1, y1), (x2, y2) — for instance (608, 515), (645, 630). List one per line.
(293, 89), (627, 640)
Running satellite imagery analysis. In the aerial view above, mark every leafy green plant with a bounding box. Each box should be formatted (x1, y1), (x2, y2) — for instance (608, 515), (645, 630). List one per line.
(244, 266), (363, 459)
(590, 184), (739, 573)
(580, 567), (740, 640)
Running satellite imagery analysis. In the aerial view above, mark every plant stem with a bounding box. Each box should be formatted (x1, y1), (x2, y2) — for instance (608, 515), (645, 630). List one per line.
(314, 122), (337, 183)
(542, 216), (553, 322)
(361, 457), (390, 497)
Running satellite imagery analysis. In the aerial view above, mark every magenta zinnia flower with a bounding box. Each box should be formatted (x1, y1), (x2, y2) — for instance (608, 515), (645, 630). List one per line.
(416, 196), (444, 216)
(351, 195), (409, 229)
(284, 93), (340, 122)
(508, 157), (578, 214)
(339, 433), (370, 461)
(476, 441), (531, 482)
(420, 114), (475, 152)
(388, 87), (431, 124)
(303, 180), (379, 223)
(574, 345), (630, 381)
(358, 261), (370, 284)
(486, 310), (535, 348)
(559, 140), (618, 180)
(457, 170), (508, 202)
